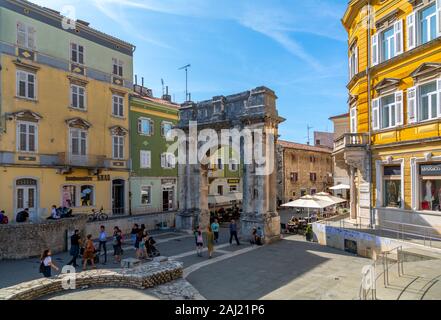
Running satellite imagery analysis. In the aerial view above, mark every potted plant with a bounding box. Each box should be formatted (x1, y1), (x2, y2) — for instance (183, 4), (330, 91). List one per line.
(305, 224), (313, 242)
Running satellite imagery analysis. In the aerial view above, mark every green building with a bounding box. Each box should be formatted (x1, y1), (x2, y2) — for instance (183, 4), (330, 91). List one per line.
(129, 85), (179, 214)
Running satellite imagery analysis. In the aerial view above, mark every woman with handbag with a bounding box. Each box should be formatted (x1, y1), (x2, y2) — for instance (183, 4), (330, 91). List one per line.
(82, 234), (96, 271)
(40, 249), (59, 278)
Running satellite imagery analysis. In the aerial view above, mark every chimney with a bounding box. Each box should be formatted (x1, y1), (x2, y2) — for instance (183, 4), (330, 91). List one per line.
(162, 86), (172, 102)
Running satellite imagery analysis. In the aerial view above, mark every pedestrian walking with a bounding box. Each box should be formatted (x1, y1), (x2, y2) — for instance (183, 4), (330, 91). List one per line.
(113, 226), (123, 263)
(98, 225), (107, 264)
(206, 226), (215, 259)
(195, 226), (204, 257)
(130, 224), (139, 245)
(67, 229), (81, 267)
(40, 249), (59, 278)
(229, 219), (240, 245)
(82, 234), (96, 271)
(211, 219), (220, 243)
(135, 229), (144, 259)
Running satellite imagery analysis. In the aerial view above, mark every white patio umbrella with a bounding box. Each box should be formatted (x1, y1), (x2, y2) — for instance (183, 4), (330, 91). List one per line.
(281, 195), (334, 218)
(314, 192), (347, 204)
(329, 184), (350, 190)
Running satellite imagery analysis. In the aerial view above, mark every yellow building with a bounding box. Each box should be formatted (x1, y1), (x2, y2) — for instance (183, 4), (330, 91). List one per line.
(337, 0), (441, 235)
(0, 1), (134, 220)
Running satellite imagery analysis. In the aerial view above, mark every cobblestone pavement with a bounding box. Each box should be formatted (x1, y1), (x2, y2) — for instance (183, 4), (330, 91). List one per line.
(0, 226), (374, 300)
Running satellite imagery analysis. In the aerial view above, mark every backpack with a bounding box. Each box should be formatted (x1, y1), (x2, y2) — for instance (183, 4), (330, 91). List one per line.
(1, 216), (8, 225)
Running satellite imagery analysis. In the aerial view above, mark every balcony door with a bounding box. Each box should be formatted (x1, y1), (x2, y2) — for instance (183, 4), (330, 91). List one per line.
(15, 178), (38, 221)
(69, 128), (87, 165)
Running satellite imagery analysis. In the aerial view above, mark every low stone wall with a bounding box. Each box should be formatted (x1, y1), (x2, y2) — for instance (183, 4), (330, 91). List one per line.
(0, 215), (88, 261)
(85, 211), (176, 239)
(0, 259), (183, 300)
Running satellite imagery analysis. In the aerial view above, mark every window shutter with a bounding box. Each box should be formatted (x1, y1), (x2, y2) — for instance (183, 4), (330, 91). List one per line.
(137, 119), (141, 133)
(407, 12), (416, 50)
(17, 22), (26, 47)
(394, 20), (403, 55)
(28, 26), (36, 49)
(407, 87), (417, 124)
(350, 107), (357, 133)
(437, 78), (441, 117)
(372, 98), (380, 130)
(161, 153), (166, 168)
(437, 0), (441, 37)
(348, 52), (352, 79)
(372, 32), (379, 66)
(150, 120), (154, 136)
(395, 91), (403, 125)
(354, 46), (358, 74)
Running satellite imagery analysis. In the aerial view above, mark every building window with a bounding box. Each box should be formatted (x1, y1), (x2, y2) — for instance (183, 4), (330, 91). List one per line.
(17, 121), (37, 152)
(217, 158), (223, 170)
(348, 44), (358, 79)
(141, 186), (151, 205)
(372, 91), (403, 130)
(61, 185), (76, 207)
(310, 156), (316, 163)
(229, 159), (238, 171)
(17, 22), (36, 49)
(70, 128), (87, 156)
(310, 173), (317, 182)
(420, 4), (437, 45)
(383, 166), (401, 208)
(218, 185), (224, 195)
(112, 58), (123, 77)
(16, 70), (36, 99)
(372, 20), (403, 65)
(80, 185), (94, 207)
(381, 94), (397, 129)
(112, 136), (124, 159)
(161, 153), (176, 169)
(419, 81), (438, 122)
(71, 43), (84, 64)
(140, 150), (151, 169)
(420, 163), (441, 211)
(290, 172), (298, 183)
(301, 189), (307, 197)
(112, 95), (124, 117)
(350, 107), (357, 133)
(230, 185), (238, 193)
(138, 118), (154, 135)
(71, 85), (86, 110)
(311, 188), (317, 195)
(161, 122), (173, 137)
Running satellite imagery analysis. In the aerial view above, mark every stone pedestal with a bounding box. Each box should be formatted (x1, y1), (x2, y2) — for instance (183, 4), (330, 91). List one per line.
(241, 212), (281, 244)
(176, 209), (209, 232)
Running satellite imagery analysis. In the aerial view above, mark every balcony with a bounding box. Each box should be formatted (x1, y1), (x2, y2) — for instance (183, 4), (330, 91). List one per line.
(333, 133), (369, 172)
(57, 153), (106, 168)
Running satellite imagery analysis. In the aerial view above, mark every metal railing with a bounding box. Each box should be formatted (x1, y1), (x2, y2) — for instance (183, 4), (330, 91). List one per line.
(360, 245), (404, 300)
(58, 152), (106, 168)
(334, 133), (369, 152)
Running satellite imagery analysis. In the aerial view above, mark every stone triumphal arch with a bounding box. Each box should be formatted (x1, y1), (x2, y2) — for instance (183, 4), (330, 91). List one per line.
(174, 87), (285, 243)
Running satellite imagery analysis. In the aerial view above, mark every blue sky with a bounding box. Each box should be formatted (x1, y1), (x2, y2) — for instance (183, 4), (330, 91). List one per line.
(33, 0), (349, 143)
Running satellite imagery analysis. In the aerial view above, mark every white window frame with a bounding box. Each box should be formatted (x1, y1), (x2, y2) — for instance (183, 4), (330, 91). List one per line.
(70, 43), (84, 65)
(418, 79), (439, 122)
(16, 70), (36, 100)
(161, 152), (176, 169)
(140, 150), (151, 169)
(348, 45), (358, 80)
(79, 184), (95, 207)
(419, 3), (438, 45)
(375, 159), (405, 209)
(372, 90), (404, 131)
(112, 135), (124, 160)
(381, 26), (396, 62)
(138, 117), (153, 136)
(112, 94), (124, 117)
(16, 22), (36, 50)
(140, 186), (152, 205)
(70, 84), (86, 110)
(16, 121), (38, 153)
(112, 58), (123, 77)
(69, 128), (87, 156)
(161, 121), (173, 137)
(350, 106), (357, 133)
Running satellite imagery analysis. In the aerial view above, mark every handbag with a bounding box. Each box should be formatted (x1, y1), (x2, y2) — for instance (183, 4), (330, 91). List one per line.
(39, 262), (45, 273)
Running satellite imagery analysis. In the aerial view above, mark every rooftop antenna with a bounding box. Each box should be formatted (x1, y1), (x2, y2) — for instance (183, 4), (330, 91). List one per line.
(161, 78), (165, 96)
(178, 64), (191, 101)
(307, 125), (313, 145)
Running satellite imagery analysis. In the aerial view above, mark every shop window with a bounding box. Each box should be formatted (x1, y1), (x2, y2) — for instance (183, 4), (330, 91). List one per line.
(80, 185), (94, 206)
(217, 185), (224, 195)
(141, 186), (151, 205)
(229, 185), (238, 193)
(62, 185), (76, 207)
(420, 163), (441, 211)
(383, 166), (401, 208)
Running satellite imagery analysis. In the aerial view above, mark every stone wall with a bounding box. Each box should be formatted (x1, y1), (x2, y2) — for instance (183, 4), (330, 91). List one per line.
(0, 215), (88, 261)
(85, 211), (176, 239)
(0, 260), (183, 300)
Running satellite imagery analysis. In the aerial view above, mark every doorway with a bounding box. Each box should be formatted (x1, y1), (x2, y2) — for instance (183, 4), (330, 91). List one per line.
(163, 186), (174, 211)
(112, 179), (125, 215)
(15, 178), (38, 220)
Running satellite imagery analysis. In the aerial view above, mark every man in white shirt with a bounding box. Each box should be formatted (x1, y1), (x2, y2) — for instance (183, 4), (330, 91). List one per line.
(51, 205), (60, 220)
(98, 225), (107, 264)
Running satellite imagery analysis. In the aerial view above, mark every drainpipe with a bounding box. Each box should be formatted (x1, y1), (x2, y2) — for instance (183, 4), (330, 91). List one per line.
(367, 0), (374, 228)
(128, 94), (132, 216)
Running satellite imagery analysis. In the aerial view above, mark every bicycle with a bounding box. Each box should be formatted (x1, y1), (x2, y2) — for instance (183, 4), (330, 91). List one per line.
(87, 206), (108, 222)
